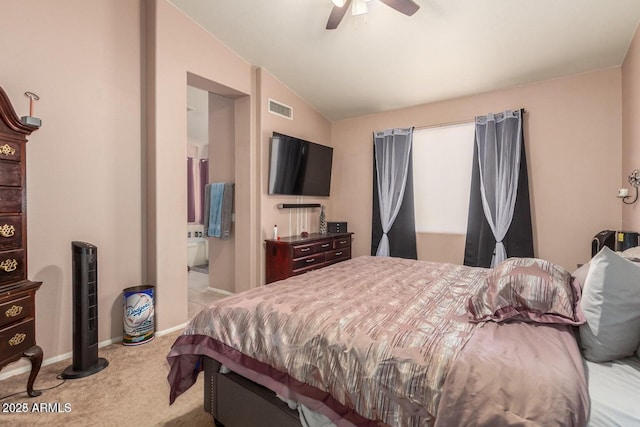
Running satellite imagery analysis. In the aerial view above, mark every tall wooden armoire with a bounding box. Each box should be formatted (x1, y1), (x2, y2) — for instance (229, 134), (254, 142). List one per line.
(0, 86), (43, 397)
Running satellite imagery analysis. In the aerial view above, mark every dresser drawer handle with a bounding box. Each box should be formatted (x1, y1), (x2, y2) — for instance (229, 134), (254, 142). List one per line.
(306, 258), (316, 263)
(5, 305), (23, 318)
(335, 251), (343, 256)
(0, 259), (18, 272)
(300, 247), (311, 252)
(339, 240), (347, 245)
(0, 224), (15, 238)
(0, 144), (16, 157)
(9, 333), (26, 347)
(321, 243), (330, 248)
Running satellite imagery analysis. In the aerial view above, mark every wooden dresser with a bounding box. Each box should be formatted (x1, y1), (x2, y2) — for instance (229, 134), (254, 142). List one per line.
(265, 232), (353, 284)
(0, 86), (42, 397)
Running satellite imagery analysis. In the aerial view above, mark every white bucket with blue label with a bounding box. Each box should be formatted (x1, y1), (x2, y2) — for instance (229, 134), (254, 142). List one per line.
(123, 285), (155, 345)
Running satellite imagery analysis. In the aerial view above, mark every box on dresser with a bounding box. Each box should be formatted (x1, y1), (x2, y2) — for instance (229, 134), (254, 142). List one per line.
(327, 221), (347, 233)
(265, 232), (353, 284)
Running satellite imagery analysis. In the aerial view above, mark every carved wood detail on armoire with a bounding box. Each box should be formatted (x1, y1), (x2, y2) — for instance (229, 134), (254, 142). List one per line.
(0, 86), (43, 397)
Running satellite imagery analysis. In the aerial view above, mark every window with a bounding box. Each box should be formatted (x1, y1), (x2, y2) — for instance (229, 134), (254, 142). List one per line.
(412, 123), (475, 234)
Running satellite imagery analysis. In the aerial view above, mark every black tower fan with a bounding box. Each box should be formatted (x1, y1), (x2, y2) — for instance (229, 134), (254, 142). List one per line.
(62, 241), (108, 379)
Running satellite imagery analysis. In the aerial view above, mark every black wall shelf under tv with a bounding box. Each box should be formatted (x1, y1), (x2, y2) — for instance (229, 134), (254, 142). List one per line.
(277, 203), (322, 209)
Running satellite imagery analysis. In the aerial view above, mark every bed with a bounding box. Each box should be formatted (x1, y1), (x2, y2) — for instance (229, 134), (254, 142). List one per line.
(583, 355), (640, 426)
(572, 246), (640, 426)
(167, 255), (602, 426)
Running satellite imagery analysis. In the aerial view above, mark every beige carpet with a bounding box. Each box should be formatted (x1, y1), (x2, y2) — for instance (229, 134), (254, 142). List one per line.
(0, 330), (212, 426)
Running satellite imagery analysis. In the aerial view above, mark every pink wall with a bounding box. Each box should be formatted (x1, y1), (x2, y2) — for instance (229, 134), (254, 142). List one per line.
(0, 0), (143, 373)
(147, 0), (255, 328)
(257, 69), (332, 284)
(622, 24), (640, 230)
(0, 0), (634, 376)
(207, 94), (235, 293)
(332, 69), (623, 271)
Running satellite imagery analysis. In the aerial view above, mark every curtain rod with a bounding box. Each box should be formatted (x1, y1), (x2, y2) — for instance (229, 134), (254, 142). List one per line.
(414, 109), (527, 131)
(414, 118), (474, 131)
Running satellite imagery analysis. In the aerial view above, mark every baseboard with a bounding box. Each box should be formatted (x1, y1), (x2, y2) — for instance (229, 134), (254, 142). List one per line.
(0, 323), (189, 381)
(155, 322), (189, 337)
(207, 287), (234, 296)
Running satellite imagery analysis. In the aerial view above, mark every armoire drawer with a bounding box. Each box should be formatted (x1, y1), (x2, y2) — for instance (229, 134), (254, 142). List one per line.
(0, 249), (25, 286)
(0, 294), (33, 328)
(0, 317), (35, 362)
(0, 141), (21, 163)
(0, 161), (21, 187)
(0, 188), (23, 213)
(0, 215), (22, 251)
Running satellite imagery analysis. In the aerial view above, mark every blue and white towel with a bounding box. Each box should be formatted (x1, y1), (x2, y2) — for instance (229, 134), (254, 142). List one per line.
(207, 182), (233, 239)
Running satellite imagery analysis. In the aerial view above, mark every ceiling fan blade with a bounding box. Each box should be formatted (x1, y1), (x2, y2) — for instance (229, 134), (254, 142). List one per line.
(380, 0), (420, 16)
(326, 0), (352, 29)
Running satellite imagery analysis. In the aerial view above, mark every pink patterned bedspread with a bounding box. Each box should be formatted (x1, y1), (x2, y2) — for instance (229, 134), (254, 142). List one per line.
(167, 256), (588, 426)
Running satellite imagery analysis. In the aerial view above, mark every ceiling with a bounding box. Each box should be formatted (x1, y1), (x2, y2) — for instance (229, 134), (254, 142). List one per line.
(169, 0), (640, 122)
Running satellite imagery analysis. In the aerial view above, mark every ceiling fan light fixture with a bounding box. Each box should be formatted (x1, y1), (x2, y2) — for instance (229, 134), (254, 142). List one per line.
(327, 0), (419, 29)
(352, 0), (368, 16)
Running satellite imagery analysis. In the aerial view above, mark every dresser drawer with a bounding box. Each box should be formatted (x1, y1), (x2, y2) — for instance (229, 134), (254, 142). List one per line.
(326, 247), (351, 263)
(292, 243), (316, 258)
(0, 215), (22, 251)
(333, 236), (351, 249)
(0, 188), (22, 213)
(0, 141), (21, 163)
(0, 250), (25, 286)
(315, 240), (333, 252)
(0, 294), (33, 328)
(0, 161), (21, 187)
(0, 317), (35, 362)
(292, 253), (325, 271)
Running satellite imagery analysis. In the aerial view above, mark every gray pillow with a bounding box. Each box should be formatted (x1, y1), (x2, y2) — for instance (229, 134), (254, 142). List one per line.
(621, 248), (640, 358)
(579, 247), (640, 362)
(572, 262), (591, 289)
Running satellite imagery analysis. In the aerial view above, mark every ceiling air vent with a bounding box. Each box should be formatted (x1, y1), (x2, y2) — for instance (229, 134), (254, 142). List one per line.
(268, 98), (293, 120)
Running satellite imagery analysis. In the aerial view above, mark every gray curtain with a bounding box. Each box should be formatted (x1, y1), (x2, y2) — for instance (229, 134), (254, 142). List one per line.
(373, 128), (413, 256)
(475, 110), (522, 266)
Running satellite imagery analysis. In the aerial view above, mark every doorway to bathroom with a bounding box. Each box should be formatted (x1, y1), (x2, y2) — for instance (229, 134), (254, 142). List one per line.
(185, 82), (237, 318)
(187, 85), (213, 318)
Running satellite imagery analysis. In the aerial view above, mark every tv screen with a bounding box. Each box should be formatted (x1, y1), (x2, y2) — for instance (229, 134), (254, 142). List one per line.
(268, 132), (333, 197)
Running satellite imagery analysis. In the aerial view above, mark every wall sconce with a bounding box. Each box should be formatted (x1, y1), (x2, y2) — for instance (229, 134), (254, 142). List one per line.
(20, 91), (41, 127)
(618, 168), (640, 204)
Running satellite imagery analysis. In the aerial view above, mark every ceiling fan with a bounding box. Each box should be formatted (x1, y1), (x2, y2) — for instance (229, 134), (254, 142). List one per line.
(326, 0), (420, 30)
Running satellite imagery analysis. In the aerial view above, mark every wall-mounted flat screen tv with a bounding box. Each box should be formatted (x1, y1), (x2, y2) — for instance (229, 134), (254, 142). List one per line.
(268, 132), (333, 197)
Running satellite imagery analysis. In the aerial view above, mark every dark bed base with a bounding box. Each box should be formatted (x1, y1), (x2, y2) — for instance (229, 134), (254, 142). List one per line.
(204, 356), (302, 427)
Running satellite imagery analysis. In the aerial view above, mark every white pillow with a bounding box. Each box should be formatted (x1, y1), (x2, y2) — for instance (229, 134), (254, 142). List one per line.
(622, 246), (640, 259)
(579, 247), (640, 362)
(627, 249), (640, 359)
(633, 248), (640, 359)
